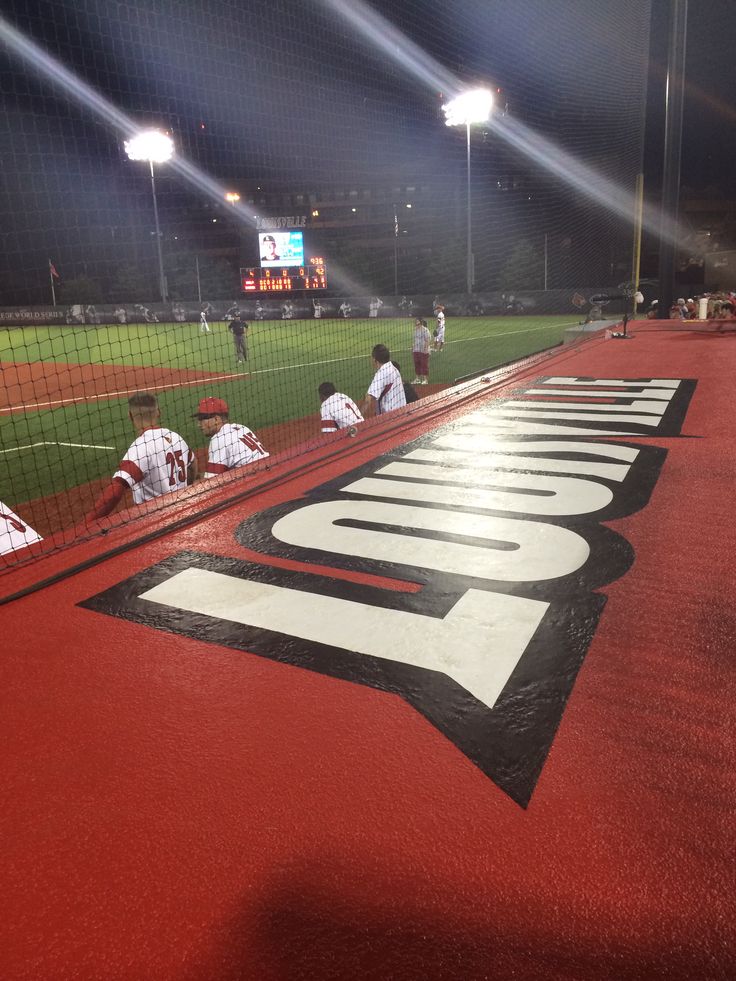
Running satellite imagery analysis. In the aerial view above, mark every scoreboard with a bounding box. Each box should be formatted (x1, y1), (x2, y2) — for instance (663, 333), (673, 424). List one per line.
(241, 258), (327, 293)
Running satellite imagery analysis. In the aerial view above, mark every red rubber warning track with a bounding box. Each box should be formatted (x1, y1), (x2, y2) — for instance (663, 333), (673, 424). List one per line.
(1, 322), (734, 980)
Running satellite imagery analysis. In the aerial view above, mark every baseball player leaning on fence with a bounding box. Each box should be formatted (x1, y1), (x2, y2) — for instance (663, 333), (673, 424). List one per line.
(193, 397), (269, 477)
(318, 382), (364, 433)
(81, 392), (196, 525)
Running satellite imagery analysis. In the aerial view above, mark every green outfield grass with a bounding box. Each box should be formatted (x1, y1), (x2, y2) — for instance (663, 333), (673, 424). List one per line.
(1, 315), (576, 506)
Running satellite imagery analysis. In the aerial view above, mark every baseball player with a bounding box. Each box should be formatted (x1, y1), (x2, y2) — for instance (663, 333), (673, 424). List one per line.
(433, 305), (446, 351)
(362, 344), (406, 418)
(412, 317), (431, 385)
(318, 382), (364, 433)
(200, 302), (212, 333)
(84, 392), (195, 522)
(193, 397), (269, 477)
(0, 501), (43, 556)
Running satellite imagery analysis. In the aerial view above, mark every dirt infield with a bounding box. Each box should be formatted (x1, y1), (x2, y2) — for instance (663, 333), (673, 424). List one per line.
(0, 360), (247, 414)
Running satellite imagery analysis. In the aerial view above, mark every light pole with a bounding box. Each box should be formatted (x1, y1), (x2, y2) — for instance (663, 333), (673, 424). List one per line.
(442, 89), (493, 295)
(124, 130), (174, 303)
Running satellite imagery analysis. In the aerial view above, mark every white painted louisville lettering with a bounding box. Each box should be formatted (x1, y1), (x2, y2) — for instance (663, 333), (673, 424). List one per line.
(407, 443), (636, 482)
(455, 418), (633, 436)
(454, 378), (685, 436)
(271, 499), (589, 581)
(523, 387), (678, 400)
(344, 469), (613, 516)
(484, 408), (661, 426)
(427, 439), (641, 461)
(503, 399), (670, 417)
(139, 568), (549, 710)
(541, 377), (680, 388)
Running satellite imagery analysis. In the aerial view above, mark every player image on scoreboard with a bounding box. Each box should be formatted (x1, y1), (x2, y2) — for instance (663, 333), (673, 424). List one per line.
(259, 231), (305, 268)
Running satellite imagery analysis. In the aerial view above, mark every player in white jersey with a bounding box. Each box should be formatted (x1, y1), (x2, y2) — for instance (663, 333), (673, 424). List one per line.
(433, 306), (446, 351)
(0, 501), (43, 557)
(362, 344), (406, 418)
(193, 397), (269, 477)
(318, 382), (364, 433)
(84, 392), (196, 522)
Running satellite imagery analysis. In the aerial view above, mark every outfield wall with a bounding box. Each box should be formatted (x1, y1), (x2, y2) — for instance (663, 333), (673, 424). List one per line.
(0, 289), (627, 327)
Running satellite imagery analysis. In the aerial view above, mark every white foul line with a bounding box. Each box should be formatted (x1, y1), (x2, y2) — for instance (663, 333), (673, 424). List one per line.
(0, 369), (248, 414)
(0, 440), (116, 454)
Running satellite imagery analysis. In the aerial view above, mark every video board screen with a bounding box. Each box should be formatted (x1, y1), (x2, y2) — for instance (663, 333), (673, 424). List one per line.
(259, 231), (304, 268)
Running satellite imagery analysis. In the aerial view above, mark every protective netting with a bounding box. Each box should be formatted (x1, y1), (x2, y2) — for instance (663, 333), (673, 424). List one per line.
(0, 0), (651, 564)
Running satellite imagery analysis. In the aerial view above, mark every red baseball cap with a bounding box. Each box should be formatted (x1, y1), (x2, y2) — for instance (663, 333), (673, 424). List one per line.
(193, 397), (229, 418)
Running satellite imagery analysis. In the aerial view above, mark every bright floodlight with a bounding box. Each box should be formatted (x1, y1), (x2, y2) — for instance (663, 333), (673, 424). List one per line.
(225, 192), (241, 204)
(124, 130), (174, 163)
(443, 89), (494, 127)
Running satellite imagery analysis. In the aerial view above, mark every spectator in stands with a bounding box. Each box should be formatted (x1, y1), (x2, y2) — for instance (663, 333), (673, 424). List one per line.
(647, 300), (659, 320)
(686, 298), (698, 319)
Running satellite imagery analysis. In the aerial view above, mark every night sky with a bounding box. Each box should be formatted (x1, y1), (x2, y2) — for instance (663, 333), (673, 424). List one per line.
(0, 0), (733, 300)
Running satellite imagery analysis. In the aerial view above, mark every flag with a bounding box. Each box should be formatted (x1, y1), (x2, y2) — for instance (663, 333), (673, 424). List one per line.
(49, 260), (60, 279)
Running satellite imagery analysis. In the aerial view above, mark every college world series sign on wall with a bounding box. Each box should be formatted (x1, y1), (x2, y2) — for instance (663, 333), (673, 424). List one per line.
(81, 377), (696, 806)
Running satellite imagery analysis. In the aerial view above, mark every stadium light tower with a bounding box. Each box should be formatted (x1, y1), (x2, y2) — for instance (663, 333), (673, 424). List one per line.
(124, 130), (174, 303)
(443, 88), (494, 295)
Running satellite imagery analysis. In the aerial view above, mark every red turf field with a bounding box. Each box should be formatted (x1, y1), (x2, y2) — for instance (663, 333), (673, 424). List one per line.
(1, 321), (734, 980)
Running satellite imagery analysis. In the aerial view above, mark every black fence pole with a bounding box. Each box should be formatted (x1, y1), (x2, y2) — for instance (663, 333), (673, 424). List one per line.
(657, 0), (688, 319)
